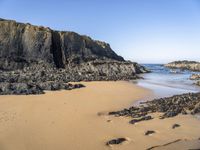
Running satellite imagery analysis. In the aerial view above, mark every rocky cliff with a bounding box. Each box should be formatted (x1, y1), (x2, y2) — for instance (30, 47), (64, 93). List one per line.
(0, 18), (148, 95)
(165, 60), (200, 72)
(0, 18), (125, 70)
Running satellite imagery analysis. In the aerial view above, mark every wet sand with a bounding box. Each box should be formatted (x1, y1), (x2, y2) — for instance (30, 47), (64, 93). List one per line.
(0, 81), (199, 150)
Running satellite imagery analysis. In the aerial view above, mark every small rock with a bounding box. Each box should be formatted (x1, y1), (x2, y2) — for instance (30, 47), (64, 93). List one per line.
(172, 124), (180, 129)
(190, 74), (200, 80)
(129, 116), (153, 124)
(106, 138), (127, 146)
(145, 130), (155, 136)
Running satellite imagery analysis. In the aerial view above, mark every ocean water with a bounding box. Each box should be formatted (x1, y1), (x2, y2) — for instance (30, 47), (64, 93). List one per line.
(135, 64), (200, 99)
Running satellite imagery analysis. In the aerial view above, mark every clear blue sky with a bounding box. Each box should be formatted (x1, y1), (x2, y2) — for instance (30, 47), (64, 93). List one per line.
(0, 0), (200, 63)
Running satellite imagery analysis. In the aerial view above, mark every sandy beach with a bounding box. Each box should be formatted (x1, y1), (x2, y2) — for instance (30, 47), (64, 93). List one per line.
(0, 81), (199, 150)
(1, 1), (200, 150)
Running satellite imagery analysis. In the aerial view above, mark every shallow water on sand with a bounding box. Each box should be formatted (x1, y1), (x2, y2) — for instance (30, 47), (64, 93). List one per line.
(132, 64), (200, 104)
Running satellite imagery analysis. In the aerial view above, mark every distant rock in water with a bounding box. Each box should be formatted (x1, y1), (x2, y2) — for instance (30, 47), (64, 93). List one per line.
(0, 18), (148, 95)
(165, 61), (200, 86)
(165, 60), (200, 72)
(190, 74), (200, 80)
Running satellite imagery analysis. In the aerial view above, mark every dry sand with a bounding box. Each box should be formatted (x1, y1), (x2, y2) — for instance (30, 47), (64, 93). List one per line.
(0, 81), (199, 150)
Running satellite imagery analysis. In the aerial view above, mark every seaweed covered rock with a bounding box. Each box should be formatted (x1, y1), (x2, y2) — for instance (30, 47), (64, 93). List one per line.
(109, 93), (200, 123)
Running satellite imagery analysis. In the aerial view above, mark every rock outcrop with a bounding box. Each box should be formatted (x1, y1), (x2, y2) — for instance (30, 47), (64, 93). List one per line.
(165, 60), (200, 72)
(0, 18), (148, 95)
(109, 92), (200, 122)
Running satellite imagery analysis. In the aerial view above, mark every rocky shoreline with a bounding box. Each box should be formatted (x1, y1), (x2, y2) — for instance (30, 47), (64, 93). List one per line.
(0, 60), (146, 95)
(109, 92), (200, 123)
(0, 18), (148, 95)
(0, 82), (85, 95)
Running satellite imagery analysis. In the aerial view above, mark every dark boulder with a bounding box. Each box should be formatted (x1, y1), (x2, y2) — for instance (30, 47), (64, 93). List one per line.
(145, 130), (156, 136)
(106, 138), (127, 146)
(172, 124), (180, 129)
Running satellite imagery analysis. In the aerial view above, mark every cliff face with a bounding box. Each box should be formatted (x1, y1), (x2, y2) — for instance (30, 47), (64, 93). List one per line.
(0, 18), (124, 70)
(0, 19), (53, 70)
(0, 18), (148, 95)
